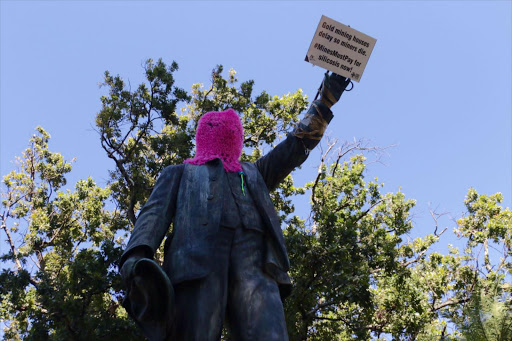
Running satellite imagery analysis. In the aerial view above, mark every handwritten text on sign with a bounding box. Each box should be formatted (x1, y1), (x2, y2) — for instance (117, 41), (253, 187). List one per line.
(306, 15), (376, 82)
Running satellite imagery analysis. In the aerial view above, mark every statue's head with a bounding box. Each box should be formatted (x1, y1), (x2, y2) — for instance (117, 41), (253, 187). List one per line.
(184, 108), (244, 172)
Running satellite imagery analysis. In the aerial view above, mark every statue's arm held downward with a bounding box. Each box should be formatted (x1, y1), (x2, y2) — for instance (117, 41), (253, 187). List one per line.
(119, 165), (184, 277)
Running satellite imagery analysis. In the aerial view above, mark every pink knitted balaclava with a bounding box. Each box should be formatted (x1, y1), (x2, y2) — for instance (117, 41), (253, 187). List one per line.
(184, 108), (244, 172)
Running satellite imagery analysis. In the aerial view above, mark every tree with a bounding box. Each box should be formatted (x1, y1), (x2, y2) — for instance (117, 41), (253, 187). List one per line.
(95, 59), (191, 227)
(2, 59), (511, 340)
(456, 283), (512, 341)
(450, 189), (512, 341)
(0, 127), (140, 340)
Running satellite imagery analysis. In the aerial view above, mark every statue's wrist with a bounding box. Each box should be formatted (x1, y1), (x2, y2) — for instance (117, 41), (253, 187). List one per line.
(120, 249), (147, 282)
(312, 100), (334, 123)
(320, 97), (334, 109)
(127, 250), (147, 260)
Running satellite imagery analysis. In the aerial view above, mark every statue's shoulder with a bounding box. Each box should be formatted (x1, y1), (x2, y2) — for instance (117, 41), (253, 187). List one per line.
(241, 161), (257, 171)
(160, 163), (186, 179)
(241, 162), (261, 182)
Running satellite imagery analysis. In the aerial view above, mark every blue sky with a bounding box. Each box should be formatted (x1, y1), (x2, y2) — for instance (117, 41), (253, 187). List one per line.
(1, 1), (511, 255)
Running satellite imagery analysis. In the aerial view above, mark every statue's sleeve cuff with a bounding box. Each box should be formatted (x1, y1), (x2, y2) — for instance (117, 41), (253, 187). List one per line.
(312, 100), (334, 124)
(119, 245), (153, 269)
(292, 100), (334, 149)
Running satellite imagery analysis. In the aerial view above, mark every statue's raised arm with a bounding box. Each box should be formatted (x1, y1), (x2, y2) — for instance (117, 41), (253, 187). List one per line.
(256, 73), (352, 191)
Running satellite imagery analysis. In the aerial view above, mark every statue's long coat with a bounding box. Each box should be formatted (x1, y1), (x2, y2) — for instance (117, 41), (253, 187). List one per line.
(120, 103), (333, 298)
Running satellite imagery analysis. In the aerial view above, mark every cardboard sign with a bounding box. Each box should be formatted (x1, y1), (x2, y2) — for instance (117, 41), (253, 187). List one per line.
(306, 15), (377, 82)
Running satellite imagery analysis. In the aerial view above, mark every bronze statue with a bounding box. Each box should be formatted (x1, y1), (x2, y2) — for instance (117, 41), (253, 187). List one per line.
(119, 73), (351, 341)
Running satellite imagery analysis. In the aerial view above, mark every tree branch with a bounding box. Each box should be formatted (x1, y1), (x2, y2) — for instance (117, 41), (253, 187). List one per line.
(433, 296), (470, 311)
(311, 140), (336, 207)
(1, 210), (39, 287)
(402, 227), (448, 267)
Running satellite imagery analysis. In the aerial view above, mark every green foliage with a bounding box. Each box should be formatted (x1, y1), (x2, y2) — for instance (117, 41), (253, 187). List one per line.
(1, 128), (140, 340)
(96, 58), (191, 225)
(2, 59), (510, 340)
(284, 153), (421, 340)
(456, 284), (512, 341)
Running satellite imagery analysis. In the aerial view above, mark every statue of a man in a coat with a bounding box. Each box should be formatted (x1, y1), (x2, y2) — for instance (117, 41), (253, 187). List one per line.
(119, 73), (351, 341)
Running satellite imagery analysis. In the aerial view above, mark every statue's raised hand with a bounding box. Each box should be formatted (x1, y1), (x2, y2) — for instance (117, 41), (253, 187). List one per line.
(320, 73), (351, 108)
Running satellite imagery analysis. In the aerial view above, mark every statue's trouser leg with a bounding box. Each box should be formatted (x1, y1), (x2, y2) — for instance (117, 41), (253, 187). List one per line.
(170, 226), (287, 341)
(171, 227), (234, 341)
(226, 228), (289, 341)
